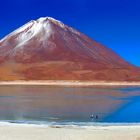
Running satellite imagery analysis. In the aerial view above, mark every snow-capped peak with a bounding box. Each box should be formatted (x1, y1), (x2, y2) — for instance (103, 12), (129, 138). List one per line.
(0, 17), (66, 43)
(37, 17), (65, 28)
(37, 17), (62, 23)
(14, 17), (55, 49)
(0, 16), (82, 46)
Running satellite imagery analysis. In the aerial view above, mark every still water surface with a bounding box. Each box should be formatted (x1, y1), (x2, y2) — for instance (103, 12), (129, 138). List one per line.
(0, 86), (140, 124)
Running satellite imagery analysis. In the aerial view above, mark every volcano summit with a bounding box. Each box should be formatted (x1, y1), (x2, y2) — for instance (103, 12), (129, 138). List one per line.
(0, 17), (139, 81)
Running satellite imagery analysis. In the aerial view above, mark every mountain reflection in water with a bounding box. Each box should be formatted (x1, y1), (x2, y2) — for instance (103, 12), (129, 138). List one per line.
(0, 86), (139, 123)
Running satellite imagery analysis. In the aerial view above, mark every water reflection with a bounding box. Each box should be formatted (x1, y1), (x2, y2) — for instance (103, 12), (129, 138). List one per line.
(0, 86), (139, 123)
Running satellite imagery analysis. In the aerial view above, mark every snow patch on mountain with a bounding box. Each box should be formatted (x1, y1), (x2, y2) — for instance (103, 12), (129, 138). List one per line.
(0, 17), (81, 44)
(14, 19), (53, 50)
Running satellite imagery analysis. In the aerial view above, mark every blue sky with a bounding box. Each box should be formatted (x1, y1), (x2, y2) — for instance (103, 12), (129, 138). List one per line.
(0, 0), (140, 66)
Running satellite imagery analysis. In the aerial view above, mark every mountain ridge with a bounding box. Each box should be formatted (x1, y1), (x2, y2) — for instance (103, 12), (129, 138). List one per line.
(0, 17), (139, 81)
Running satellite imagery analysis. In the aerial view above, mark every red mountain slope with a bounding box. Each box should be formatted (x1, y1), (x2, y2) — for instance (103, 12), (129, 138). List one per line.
(0, 17), (139, 81)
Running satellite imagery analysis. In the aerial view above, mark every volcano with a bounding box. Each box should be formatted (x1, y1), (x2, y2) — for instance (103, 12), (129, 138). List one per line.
(0, 17), (139, 81)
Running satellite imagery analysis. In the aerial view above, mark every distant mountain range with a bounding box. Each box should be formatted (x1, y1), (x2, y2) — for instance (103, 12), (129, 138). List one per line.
(0, 17), (139, 81)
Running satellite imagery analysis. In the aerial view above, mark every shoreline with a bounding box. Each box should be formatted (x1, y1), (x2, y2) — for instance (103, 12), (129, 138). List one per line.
(0, 123), (139, 140)
(0, 121), (140, 128)
(0, 80), (140, 87)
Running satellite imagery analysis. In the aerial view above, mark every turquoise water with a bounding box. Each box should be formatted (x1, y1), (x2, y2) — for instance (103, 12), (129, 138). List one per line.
(0, 86), (139, 125)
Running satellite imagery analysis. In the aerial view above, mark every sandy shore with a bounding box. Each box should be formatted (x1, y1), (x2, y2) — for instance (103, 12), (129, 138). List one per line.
(0, 80), (140, 87)
(0, 124), (140, 140)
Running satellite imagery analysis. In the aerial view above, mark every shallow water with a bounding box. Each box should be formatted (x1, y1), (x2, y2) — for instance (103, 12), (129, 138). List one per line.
(0, 86), (139, 125)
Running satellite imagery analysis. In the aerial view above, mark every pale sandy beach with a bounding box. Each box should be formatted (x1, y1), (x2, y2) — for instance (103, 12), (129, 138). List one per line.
(0, 80), (140, 87)
(0, 124), (140, 140)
